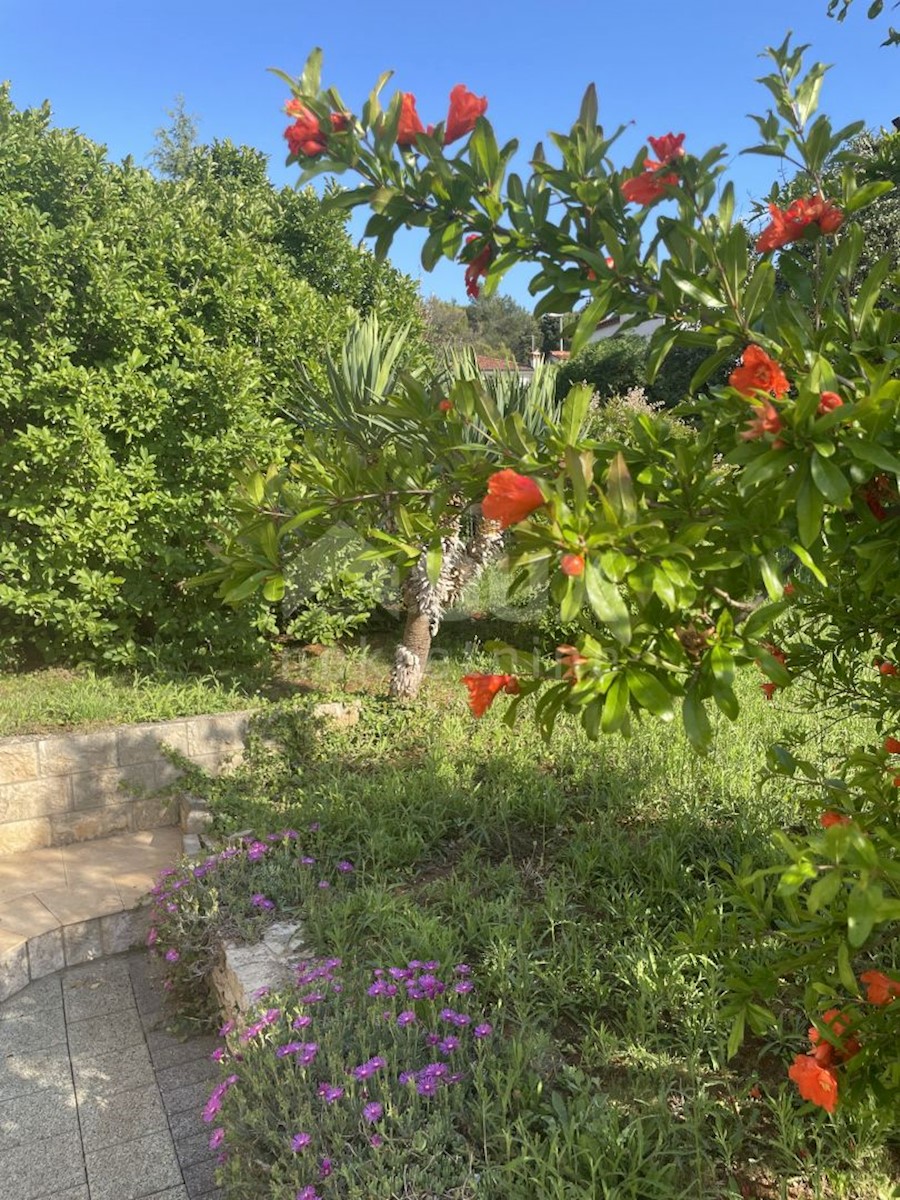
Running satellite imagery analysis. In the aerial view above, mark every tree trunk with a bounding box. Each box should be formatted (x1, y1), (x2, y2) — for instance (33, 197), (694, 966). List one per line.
(388, 514), (504, 702)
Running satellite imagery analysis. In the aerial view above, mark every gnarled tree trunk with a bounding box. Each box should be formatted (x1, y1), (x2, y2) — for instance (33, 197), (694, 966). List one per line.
(389, 513), (504, 702)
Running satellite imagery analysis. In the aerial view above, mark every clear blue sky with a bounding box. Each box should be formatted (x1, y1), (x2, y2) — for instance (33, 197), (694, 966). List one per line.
(2, 0), (896, 307)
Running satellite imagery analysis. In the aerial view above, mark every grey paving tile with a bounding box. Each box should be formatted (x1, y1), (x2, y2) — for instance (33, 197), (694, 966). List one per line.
(38, 1188), (90, 1200)
(0, 975), (62, 1022)
(146, 1030), (217, 1072)
(138, 1190), (189, 1199)
(174, 1128), (217, 1169)
(66, 1005), (146, 1057)
(182, 1156), (219, 1197)
(0, 1043), (72, 1103)
(161, 1077), (213, 1118)
(0, 1003), (67, 1056)
(72, 1042), (155, 1103)
(166, 1104), (207, 1143)
(86, 1129), (184, 1200)
(62, 969), (136, 1023)
(0, 1084), (78, 1151)
(0, 1128), (86, 1199)
(154, 1056), (218, 1097)
(79, 1080), (169, 1151)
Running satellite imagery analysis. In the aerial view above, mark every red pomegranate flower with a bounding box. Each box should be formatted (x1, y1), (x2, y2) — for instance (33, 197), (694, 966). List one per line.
(817, 391), (843, 415)
(284, 107), (328, 158)
(461, 674), (520, 717)
(739, 401), (783, 441)
(809, 1009), (860, 1063)
(756, 195), (843, 253)
(819, 811), (850, 829)
(463, 236), (493, 299)
(397, 93), (425, 146)
(560, 553), (585, 577)
(729, 345), (790, 399)
(444, 84), (488, 144)
(438, 399), (453, 413)
(760, 682), (778, 701)
(788, 1054), (839, 1113)
(878, 661), (898, 676)
(620, 132), (684, 206)
(860, 969), (900, 1006)
(884, 737), (900, 754)
(481, 470), (544, 528)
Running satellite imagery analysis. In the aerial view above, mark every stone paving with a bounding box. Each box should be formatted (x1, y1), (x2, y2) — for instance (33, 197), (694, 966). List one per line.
(0, 828), (184, 999)
(0, 951), (224, 1200)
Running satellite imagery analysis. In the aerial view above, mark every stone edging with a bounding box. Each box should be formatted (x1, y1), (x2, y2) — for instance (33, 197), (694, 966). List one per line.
(0, 710), (251, 856)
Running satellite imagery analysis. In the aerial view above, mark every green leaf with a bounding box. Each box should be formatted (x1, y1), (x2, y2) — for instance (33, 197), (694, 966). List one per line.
(425, 544), (443, 587)
(601, 674), (630, 733)
(847, 883), (877, 947)
(727, 1010), (746, 1061)
(682, 689), (712, 754)
(808, 869), (843, 915)
(810, 452), (851, 506)
(796, 471), (824, 547)
(262, 574), (285, 603)
(837, 941), (857, 993)
(626, 669), (674, 720)
(606, 453), (636, 522)
(584, 561), (631, 645)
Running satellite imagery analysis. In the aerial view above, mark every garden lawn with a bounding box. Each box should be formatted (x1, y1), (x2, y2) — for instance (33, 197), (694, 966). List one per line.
(161, 640), (898, 1199)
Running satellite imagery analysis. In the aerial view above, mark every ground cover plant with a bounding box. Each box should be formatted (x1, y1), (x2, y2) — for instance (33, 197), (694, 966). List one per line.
(151, 638), (897, 1197)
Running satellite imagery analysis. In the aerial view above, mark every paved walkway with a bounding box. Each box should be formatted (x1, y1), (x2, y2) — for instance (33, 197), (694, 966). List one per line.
(0, 829), (184, 992)
(0, 950), (223, 1200)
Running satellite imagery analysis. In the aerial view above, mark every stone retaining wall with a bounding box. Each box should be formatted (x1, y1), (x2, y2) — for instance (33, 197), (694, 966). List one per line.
(0, 711), (251, 855)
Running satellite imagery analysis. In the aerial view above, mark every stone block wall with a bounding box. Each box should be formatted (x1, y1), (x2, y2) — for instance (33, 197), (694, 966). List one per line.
(0, 711), (251, 855)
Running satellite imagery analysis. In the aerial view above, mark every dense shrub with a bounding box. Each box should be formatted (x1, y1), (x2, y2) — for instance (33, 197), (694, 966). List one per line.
(0, 89), (420, 667)
(557, 334), (732, 408)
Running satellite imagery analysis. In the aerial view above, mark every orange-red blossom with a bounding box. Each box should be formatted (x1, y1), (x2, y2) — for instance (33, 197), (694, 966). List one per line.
(481, 470), (544, 528)
(620, 132), (685, 206)
(396, 93), (426, 146)
(284, 103), (350, 157)
(461, 674), (519, 717)
(788, 1007), (860, 1114)
(729, 345), (790, 399)
(463, 235), (493, 299)
(560, 553), (585, 577)
(756, 195), (844, 253)
(820, 811), (850, 829)
(444, 84), (488, 144)
(860, 969), (900, 1006)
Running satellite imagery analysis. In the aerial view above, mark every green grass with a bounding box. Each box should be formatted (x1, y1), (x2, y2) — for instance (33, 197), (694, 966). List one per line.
(169, 635), (898, 1200)
(0, 665), (262, 736)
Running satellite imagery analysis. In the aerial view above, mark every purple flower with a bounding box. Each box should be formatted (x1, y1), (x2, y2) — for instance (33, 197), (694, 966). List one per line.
(454, 963), (472, 975)
(351, 1058), (380, 1081)
(292, 1015), (312, 1030)
(317, 880), (330, 890)
(423, 960), (440, 970)
(251, 986), (270, 1000)
(210, 1048), (226, 1063)
(219, 1020), (235, 1037)
(415, 974), (445, 999)
(398, 1071), (413, 1085)
(291, 1131), (312, 1152)
(473, 1023), (493, 1039)
(408, 959), (423, 970)
(202, 1075), (238, 1122)
(276, 1042), (303, 1058)
(164, 948), (179, 963)
(297, 1188), (321, 1200)
(146, 927), (158, 947)
(439, 1008), (471, 1027)
(301, 856), (316, 866)
(319, 1157), (332, 1178)
(370, 1134), (383, 1148)
(308, 821), (321, 831)
(336, 860), (354, 873)
(295, 1043), (319, 1066)
(209, 1127), (225, 1149)
(397, 1010), (417, 1027)
(251, 893), (275, 911)
(246, 841), (269, 861)
(454, 981), (474, 994)
(297, 992), (325, 1005)
(363, 1101), (383, 1123)
(317, 1082), (344, 1104)
(425, 1033), (440, 1046)
(388, 966), (410, 981)
(438, 1036), (460, 1055)
(416, 1076), (438, 1097)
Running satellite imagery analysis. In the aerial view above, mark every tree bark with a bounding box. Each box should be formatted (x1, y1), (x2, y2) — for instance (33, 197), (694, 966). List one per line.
(388, 514), (504, 702)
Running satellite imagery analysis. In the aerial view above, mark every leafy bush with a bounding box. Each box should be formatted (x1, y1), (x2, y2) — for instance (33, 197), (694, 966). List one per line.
(0, 89), (420, 668)
(555, 334), (648, 402)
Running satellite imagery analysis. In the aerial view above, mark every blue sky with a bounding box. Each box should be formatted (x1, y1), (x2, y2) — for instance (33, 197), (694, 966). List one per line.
(2, 0), (896, 307)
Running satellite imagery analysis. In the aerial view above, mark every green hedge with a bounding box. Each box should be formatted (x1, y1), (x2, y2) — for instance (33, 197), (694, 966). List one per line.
(0, 89), (419, 668)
